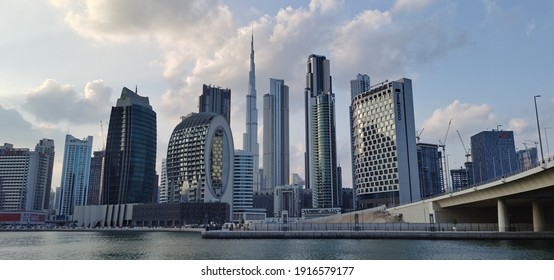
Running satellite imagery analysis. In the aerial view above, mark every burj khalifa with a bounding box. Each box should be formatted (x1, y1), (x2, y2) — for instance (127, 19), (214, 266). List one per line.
(243, 32), (260, 191)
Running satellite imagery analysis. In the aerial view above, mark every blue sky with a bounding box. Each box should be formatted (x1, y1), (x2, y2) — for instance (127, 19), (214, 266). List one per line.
(1, 0), (553, 189)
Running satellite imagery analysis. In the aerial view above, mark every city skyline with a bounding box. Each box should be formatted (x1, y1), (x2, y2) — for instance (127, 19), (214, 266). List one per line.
(1, 1), (554, 191)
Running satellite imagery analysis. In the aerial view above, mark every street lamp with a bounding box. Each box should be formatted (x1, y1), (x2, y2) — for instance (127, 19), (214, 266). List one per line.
(534, 95), (545, 163)
(545, 127), (551, 159)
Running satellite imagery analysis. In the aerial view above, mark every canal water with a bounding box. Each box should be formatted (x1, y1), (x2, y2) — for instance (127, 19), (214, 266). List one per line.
(1, 230), (554, 260)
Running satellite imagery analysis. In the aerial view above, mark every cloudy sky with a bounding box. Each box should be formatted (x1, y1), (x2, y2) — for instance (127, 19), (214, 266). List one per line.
(1, 0), (554, 190)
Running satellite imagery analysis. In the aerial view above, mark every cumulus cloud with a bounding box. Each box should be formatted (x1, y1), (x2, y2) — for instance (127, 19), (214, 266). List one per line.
(23, 79), (113, 125)
(509, 118), (527, 134)
(420, 100), (495, 143)
(49, 0), (469, 188)
(0, 105), (37, 145)
(331, 8), (465, 86)
(392, 0), (435, 12)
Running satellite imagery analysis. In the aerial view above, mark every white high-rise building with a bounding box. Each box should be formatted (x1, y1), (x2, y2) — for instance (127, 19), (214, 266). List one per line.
(0, 144), (39, 211)
(159, 158), (169, 203)
(263, 78), (290, 191)
(233, 150), (254, 210)
(58, 135), (93, 218)
(243, 32), (260, 192)
(350, 78), (420, 209)
(304, 54), (341, 209)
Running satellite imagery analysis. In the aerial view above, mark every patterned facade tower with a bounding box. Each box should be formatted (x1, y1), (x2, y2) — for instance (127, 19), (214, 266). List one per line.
(350, 78), (420, 209)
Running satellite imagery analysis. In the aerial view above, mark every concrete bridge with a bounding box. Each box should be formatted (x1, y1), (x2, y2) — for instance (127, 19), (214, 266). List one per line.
(388, 159), (554, 232)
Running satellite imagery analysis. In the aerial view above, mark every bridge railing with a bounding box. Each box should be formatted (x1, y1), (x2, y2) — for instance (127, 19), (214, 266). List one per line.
(246, 222), (552, 232)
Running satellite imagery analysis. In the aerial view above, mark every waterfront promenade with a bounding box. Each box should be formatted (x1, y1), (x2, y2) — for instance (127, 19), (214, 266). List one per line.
(2, 225), (554, 240)
(202, 230), (554, 240)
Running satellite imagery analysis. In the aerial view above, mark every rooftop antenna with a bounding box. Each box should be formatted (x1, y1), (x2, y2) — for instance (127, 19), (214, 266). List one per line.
(135, 85), (138, 94)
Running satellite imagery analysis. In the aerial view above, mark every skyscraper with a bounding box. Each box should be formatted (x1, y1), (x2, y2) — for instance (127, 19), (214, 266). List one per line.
(87, 150), (104, 205)
(159, 158), (169, 203)
(166, 112), (234, 219)
(263, 78), (290, 191)
(233, 150), (254, 211)
(34, 139), (55, 211)
(350, 78), (420, 208)
(350, 74), (370, 98)
(417, 143), (443, 198)
(102, 87), (157, 205)
(243, 32), (260, 192)
(199, 84), (231, 124)
(58, 135), (93, 217)
(471, 130), (517, 184)
(0, 143), (39, 211)
(305, 54), (340, 209)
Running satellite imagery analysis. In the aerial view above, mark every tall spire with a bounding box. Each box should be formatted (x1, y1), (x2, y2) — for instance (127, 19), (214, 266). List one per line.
(243, 29), (260, 191)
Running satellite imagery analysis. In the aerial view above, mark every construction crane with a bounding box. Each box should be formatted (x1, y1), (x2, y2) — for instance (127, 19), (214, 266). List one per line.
(100, 121), (106, 150)
(439, 119), (452, 193)
(416, 128), (424, 143)
(457, 130), (471, 163)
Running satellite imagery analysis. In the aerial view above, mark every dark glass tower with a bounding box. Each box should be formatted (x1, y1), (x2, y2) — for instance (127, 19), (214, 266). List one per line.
(471, 130), (517, 184)
(102, 87), (157, 205)
(199, 84), (231, 124)
(305, 54), (340, 208)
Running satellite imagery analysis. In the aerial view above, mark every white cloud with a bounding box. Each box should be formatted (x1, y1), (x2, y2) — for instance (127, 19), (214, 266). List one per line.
(49, 0), (469, 189)
(509, 118), (527, 134)
(420, 100), (495, 144)
(331, 7), (465, 87)
(392, 0), (435, 12)
(23, 79), (113, 125)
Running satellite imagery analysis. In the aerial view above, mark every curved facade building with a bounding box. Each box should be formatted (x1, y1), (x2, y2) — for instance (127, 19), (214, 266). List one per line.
(166, 113), (234, 218)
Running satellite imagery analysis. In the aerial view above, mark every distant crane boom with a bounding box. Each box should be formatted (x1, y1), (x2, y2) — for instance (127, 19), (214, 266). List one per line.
(100, 121), (105, 150)
(416, 128), (424, 143)
(457, 130), (471, 163)
(439, 119), (452, 193)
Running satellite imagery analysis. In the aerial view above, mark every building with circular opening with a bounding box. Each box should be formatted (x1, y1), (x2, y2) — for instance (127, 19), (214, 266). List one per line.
(166, 112), (234, 219)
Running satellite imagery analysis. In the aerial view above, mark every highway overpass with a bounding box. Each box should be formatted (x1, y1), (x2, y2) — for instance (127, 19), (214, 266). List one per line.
(388, 159), (554, 232)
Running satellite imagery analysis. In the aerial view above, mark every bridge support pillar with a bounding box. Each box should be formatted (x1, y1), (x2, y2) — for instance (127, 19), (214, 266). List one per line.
(497, 198), (508, 232)
(532, 199), (545, 232)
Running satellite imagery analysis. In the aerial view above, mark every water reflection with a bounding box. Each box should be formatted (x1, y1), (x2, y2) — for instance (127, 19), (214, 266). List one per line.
(1, 231), (553, 260)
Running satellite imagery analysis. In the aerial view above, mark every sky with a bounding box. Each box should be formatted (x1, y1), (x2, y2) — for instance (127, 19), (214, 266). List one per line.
(1, 0), (554, 191)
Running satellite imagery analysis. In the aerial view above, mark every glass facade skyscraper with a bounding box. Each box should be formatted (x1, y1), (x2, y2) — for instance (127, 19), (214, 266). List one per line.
(34, 139), (55, 211)
(58, 134), (93, 217)
(305, 54), (340, 209)
(471, 130), (517, 184)
(102, 87), (157, 205)
(87, 150), (104, 205)
(199, 84), (231, 124)
(263, 78), (290, 191)
(417, 143), (443, 198)
(243, 33), (261, 193)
